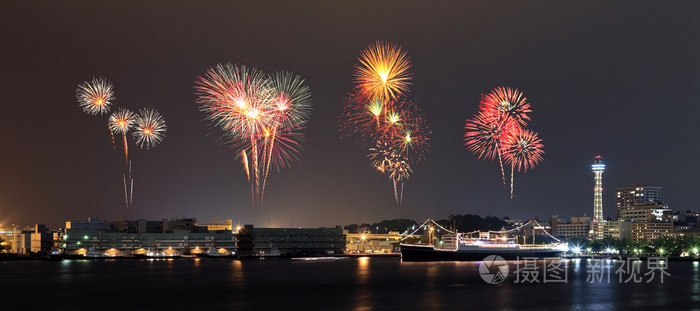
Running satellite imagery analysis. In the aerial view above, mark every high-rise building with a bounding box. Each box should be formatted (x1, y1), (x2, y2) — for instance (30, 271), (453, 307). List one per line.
(592, 155), (606, 221)
(616, 184), (662, 220)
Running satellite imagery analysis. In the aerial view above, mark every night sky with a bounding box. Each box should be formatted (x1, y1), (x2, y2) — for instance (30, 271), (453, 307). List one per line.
(2, 1), (699, 228)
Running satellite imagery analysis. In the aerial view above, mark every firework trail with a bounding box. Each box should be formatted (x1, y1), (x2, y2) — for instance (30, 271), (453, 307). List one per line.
(109, 108), (136, 166)
(76, 78), (166, 210)
(341, 41), (430, 204)
(109, 108), (137, 208)
(195, 64), (312, 206)
(464, 87), (542, 199)
(76, 77), (114, 115)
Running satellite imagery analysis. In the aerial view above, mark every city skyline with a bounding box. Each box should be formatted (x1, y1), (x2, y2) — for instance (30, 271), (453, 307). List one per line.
(2, 1), (699, 228)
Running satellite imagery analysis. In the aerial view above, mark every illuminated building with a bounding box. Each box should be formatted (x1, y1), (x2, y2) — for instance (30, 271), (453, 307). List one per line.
(616, 184), (662, 220)
(345, 231), (403, 253)
(591, 155), (606, 222)
(591, 221), (622, 240)
(198, 218), (233, 231)
(619, 202), (673, 222)
(628, 222), (674, 242)
(61, 218), (236, 256)
(550, 216), (591, 239)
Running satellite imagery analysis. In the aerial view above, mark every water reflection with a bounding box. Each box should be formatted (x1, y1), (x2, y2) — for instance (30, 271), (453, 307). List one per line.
(2, 257), (698, 309)
(421, 264), (442, 311)
(353, 257), (372, 311)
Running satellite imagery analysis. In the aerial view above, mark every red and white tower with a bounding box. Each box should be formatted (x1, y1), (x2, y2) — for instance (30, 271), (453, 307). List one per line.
(591, 155), (606, 221)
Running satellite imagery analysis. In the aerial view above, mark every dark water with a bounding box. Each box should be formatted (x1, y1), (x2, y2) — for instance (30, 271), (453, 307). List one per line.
(1, 257), (699, 310)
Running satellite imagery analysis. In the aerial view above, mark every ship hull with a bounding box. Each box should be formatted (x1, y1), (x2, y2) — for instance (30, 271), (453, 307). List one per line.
(400, 244), (565, 261)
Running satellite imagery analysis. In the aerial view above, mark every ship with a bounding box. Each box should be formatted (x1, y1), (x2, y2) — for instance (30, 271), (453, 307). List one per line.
(400, 219), (568, 261)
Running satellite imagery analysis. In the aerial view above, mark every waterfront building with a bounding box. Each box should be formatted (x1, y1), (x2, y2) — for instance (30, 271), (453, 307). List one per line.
(591, 156), (606, 221)
(676, 210), (700, 233)
(66, 217), (112, 230)
(0, 226), (14, 252)
(592, 219), (674, 242)
(345, 231), (402, 253)
(616, 184), (662, 220)
(591, 221), (622, 240)
(619, 202), (673, 222)
(237, 225), (345, 257)
(198, 218), (234, 231)
(61, 217), (236, 256)
(550, 216), (591, 239)
(628, 222), (674, 242)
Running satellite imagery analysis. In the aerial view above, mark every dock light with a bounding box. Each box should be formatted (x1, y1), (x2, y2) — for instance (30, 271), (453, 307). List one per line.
(572, 247), (581, 254)
(76, 241), (81, 246)
(83, 235), (89, 240)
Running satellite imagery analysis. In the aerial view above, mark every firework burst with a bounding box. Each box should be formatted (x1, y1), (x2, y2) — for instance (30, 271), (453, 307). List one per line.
(354, 41), (412, 102)
(109, 108), (136, 166)
(133, 108), (167, 149)
(502, 128), (544, 199)
(479, 87), (531, 127)
(109, 108), (136, 134)
(76, 77), (114, 115)
(341, 41), (429, 204)
(502, 128), (544, 173)
(369, 141), (413, 204)
(464, 86), (543, 199)
(195, 63), (312, 206)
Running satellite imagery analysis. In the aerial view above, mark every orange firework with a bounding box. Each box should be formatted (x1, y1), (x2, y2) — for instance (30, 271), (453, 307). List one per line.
(354, 41), (412, 102)
(341, 42), (430, 205)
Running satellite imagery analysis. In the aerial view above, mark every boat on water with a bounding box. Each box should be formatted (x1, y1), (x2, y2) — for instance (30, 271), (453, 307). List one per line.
(134, 248), (180, 259)
(401, 233), (568, 261)
(83, 247), (122, 259)
(253, 248), (282, 258)
(200, 247), (236, 258)
(401, 243), (568, 261)
(291, 257), (349, 261)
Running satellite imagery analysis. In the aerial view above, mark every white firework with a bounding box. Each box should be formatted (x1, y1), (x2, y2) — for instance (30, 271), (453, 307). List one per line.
(76, 77), (114, 115)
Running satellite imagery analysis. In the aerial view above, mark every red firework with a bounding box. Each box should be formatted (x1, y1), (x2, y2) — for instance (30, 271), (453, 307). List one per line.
(464, 108), (519, 161)
(464, 86), (543, 199)
(479, 87), (531, 127)
(502, 128), (544, 173)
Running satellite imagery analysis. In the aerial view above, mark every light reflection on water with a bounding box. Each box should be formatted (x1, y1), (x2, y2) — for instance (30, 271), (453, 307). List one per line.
(1, 257), (698, 310)
(353, 257), (372, 311)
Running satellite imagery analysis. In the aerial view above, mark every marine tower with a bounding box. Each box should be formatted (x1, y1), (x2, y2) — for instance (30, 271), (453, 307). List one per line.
(591, 155), (606, 221)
